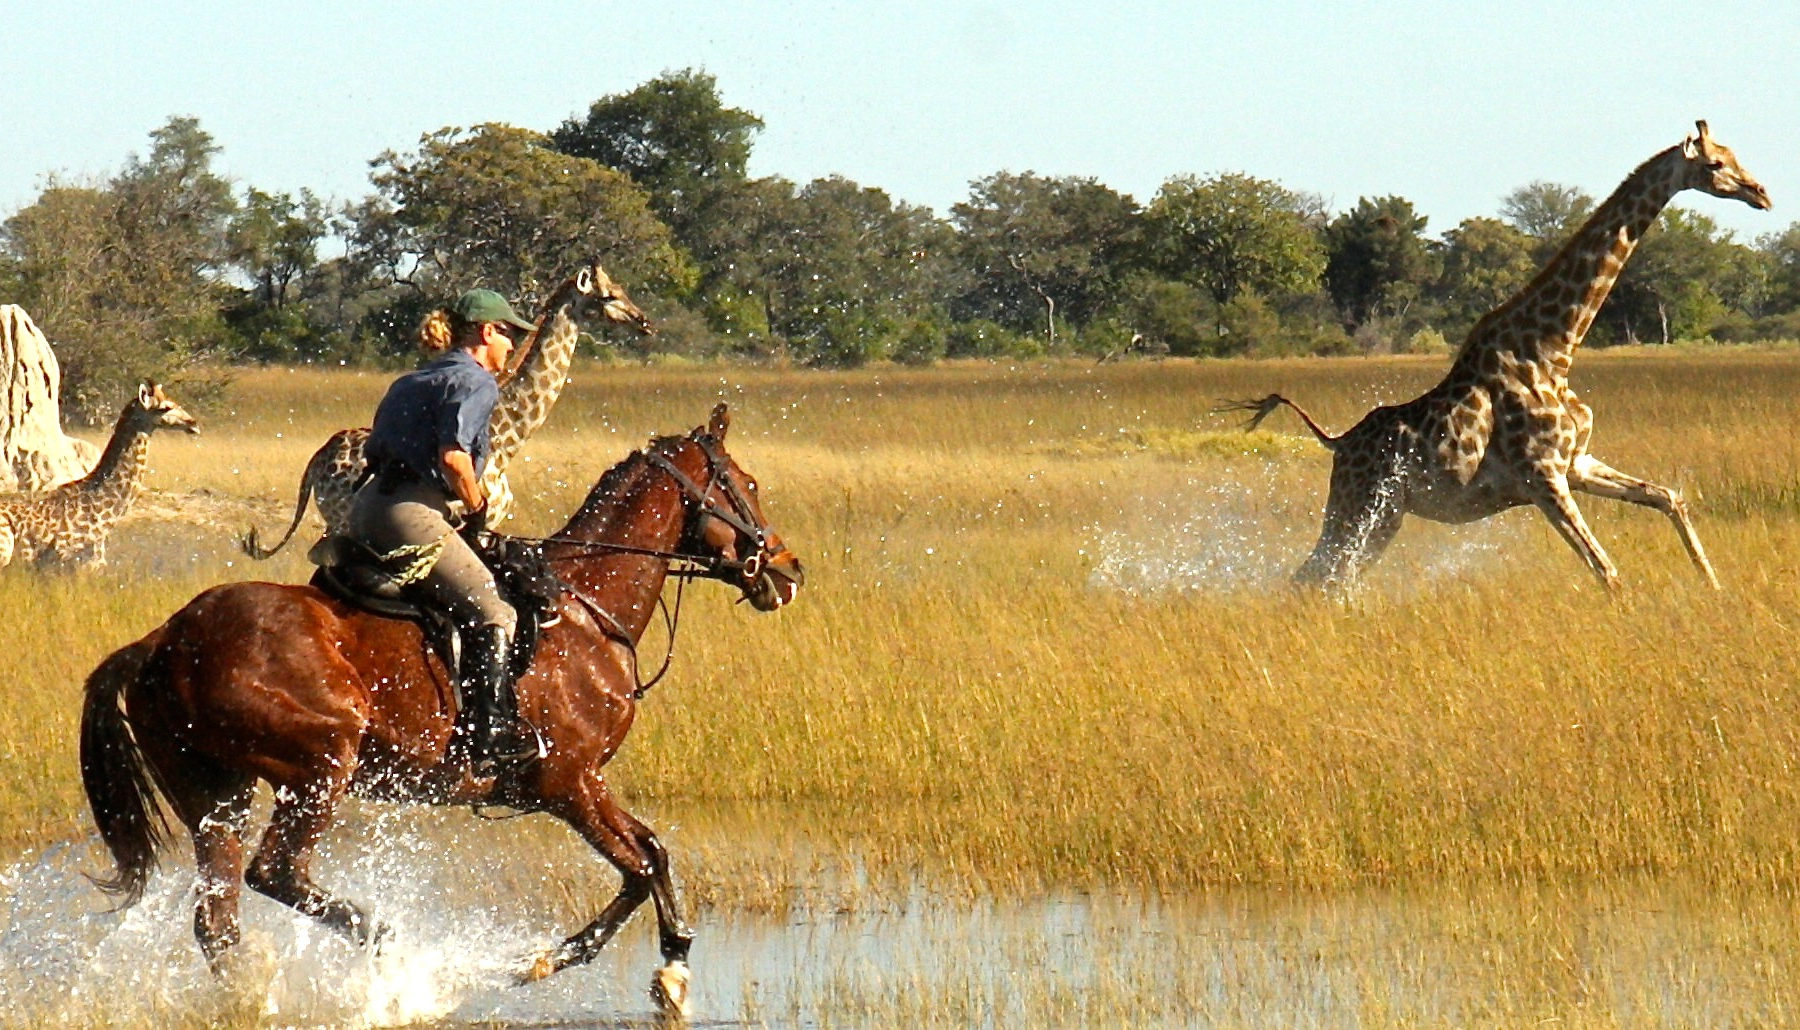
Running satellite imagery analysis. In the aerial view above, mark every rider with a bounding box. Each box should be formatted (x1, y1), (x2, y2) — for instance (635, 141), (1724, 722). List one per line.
(349, 287), (537, 775)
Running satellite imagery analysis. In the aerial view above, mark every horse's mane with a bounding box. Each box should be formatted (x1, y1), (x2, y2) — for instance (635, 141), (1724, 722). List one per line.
(565, 433), (689, 527)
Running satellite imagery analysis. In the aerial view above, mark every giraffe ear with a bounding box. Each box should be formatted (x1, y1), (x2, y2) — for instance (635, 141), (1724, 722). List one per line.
(576, 266), (594, 293)
(138, 382), (154, 406)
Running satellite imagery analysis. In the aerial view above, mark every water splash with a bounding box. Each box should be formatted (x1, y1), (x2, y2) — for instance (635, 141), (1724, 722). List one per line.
(1086, 467), (1523, 598)
(0, 807), (641, 1027)
(1087, 468), (1309, 595)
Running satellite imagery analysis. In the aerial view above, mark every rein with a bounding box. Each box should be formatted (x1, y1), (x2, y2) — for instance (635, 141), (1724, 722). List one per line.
(507, 433), (775, 700)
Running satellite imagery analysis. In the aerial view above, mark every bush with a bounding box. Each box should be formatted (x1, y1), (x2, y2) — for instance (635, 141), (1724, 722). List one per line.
(892, 317), (948, 365)
(946, 319), (1027, 359)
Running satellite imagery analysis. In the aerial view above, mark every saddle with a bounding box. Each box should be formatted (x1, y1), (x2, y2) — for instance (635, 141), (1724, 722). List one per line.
(307, 531), (565, 688)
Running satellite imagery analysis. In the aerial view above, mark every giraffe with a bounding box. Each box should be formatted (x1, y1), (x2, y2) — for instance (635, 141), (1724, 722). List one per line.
(1226, 121), (1769, 590)
(242, 260), (653, 558)
(0, 381), (199, 569)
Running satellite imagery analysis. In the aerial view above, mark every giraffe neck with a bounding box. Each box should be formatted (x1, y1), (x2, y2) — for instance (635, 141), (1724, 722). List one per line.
(488, 285), (583, 470)
(77, 410), (153, 512)
(1455, 145), (1686, 379)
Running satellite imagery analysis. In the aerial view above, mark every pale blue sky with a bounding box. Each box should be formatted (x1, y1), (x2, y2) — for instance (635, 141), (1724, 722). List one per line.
(4, 1), (1794, 241)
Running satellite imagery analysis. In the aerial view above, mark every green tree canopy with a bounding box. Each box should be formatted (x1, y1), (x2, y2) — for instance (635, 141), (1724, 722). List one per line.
(950, 171), (1141, 347)
(1603, 210), (1759, 344)
(1430, 216), (1538, 340)
(0, 115), (236, 416)
(352, 123), (692, 345)
(1322, 195), (1433, 329)
(752, 175), (957, 366)
(552, 69), (763, 244)
(1501, 180), (1594, 256)
(1145, 172), (1325, 306)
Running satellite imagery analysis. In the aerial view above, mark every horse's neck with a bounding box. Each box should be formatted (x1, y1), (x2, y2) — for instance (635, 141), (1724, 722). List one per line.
(555, 459), (686, 643)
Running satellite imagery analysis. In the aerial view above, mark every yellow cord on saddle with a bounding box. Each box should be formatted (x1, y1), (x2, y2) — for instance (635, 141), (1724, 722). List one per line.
(380, 536), (448, 586)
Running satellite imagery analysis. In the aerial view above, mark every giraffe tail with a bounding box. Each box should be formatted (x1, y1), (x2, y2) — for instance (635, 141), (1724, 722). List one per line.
(1215, 394), (1341, 451)
(240, 443), (327, 559)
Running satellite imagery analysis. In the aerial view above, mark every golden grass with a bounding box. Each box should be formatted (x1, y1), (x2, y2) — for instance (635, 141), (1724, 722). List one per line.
(7, 350), (1800, 902)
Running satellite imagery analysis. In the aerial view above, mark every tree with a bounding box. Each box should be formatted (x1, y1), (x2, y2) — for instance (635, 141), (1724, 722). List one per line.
(0, 116), (237, 416)
(950, 172), (1141, 349)
(1757, 221), (1800, 313)
(1431, 216), (1537, 340)
(228, 188), (329, 309)
(753, 176), (957, 366)
(1145, 172), (1325, 307)
(351, 123), (691, 352)
(1601, 209), (1758, 344)
(551, 69), (763, 245)
(1501, 181), (1593, 258)
(1322, 195), (1433, 329)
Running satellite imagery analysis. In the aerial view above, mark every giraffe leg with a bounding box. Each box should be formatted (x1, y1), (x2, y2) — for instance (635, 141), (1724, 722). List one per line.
(1532, 478), (1620, 590)
(1296, 466), (1406, 589)
(1568, 455), (1719, 589)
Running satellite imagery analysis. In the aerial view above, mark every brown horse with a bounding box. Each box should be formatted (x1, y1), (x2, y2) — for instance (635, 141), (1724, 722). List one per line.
(79, 404), (802, 1019)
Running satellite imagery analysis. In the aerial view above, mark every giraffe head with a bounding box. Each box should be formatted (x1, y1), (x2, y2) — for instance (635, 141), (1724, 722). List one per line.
(575, 260), (655, 336)
(129, 381), (200, 435)
(1681, 121), (1771, 210)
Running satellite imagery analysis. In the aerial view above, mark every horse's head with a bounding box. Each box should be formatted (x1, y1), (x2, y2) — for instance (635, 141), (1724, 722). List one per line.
(128, 381), (200, 435)
(651, 403), (802, 611)
(570, 259), (654, 336)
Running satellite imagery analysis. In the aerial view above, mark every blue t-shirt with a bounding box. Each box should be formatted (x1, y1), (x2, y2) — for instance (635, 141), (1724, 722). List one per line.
(364, 350), (499, 488)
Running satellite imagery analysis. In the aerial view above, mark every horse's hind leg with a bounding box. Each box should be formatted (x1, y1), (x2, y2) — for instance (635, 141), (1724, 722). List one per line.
(245, 760), (388, 949)
(167, 768), (254, 972)
(138, 721), (257, 973)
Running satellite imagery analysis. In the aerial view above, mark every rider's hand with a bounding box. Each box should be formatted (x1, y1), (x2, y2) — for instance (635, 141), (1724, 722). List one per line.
(461, 500), (489, 544)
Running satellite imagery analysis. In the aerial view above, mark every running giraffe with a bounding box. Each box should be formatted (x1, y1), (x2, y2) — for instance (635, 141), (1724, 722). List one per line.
(242, 260), (652, 558)
(1227, 121), (1769, 590)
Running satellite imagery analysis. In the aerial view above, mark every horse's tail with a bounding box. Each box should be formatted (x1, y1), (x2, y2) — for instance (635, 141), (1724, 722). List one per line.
(78, 637), (169, 908)
(241, 438), (331, 559)
(1215, 393), (1342, 452)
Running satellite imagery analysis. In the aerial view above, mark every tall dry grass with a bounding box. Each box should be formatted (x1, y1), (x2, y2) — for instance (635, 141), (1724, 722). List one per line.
(5, 349), (1800, 903)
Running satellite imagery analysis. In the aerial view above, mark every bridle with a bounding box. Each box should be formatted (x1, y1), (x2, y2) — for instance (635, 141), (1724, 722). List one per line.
(511, 433), (789, 696)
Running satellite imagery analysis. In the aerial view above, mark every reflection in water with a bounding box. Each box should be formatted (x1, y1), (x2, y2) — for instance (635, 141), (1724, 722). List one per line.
(3, 803), (1797, 1026)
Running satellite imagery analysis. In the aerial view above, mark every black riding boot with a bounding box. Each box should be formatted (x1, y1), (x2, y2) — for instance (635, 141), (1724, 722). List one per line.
(462, 624), (537, 775)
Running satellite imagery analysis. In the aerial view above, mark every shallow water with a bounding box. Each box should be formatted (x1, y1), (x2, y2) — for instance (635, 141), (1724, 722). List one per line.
(4, 802), (1797, 1027)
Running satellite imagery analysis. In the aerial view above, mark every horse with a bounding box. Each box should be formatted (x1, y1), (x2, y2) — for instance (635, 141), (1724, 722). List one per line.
(79, 403), (802, 1019)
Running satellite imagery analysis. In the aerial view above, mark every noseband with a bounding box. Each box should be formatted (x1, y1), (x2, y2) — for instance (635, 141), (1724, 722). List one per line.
(645, 434), (779, 580)
(513, 435), (785, 698)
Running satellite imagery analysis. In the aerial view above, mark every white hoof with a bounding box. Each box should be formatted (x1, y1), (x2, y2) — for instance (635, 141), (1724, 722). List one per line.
(650, 960), (690, 1021)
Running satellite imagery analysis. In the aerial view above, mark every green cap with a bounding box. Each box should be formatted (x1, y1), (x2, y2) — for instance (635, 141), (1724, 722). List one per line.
(453, 288), (535, 332)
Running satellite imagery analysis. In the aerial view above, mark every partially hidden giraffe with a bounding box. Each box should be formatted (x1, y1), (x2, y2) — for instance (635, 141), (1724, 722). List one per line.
(242, 260), (653, 558)
(0, 381), (199, 569)
(1226, 121), (1769, 590)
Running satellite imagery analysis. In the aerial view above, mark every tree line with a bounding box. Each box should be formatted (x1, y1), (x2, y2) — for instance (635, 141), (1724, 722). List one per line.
(5, 69), (1799, 419)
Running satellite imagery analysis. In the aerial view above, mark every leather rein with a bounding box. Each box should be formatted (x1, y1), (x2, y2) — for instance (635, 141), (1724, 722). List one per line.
(508, 434), (777, 698)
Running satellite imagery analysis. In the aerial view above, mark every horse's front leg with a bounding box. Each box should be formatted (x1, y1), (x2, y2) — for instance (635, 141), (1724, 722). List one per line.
(525, 772), (692, 1019)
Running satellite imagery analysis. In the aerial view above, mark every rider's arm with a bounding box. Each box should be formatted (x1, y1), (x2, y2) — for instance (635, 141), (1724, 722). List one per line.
(439, 445), (486, 514)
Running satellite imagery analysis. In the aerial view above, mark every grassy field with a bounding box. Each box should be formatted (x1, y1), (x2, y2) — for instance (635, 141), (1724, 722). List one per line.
(6, 350), (1800, 887)
(4, 350), (1800, 1022)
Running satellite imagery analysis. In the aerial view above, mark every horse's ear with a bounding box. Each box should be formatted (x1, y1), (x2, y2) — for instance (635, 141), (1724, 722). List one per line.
(708, 402), (730, 440)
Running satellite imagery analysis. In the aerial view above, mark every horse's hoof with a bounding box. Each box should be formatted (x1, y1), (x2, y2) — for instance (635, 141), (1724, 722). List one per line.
(650, 960), (690, 1021)
(517, 950), (557, 984)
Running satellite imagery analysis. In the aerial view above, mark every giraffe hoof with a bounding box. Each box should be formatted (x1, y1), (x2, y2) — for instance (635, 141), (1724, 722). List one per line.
(650, 960), (690, 1021)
